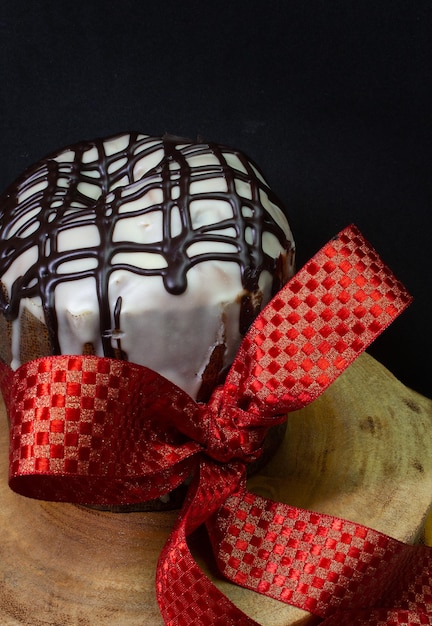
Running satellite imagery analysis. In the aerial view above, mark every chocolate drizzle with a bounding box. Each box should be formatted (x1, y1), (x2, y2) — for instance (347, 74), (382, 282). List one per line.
(0, 133), (292, 359)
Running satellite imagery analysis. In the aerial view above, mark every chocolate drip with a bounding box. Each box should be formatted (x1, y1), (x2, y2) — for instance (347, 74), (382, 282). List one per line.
(0, 133), (292, 358)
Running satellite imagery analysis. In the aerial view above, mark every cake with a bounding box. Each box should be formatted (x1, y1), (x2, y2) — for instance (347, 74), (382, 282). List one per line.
(0, 132), (295, 509)
(0, 132), (295, 402)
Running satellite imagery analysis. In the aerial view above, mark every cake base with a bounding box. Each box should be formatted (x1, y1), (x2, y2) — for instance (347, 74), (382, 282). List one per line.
(0, 352), (431, 625)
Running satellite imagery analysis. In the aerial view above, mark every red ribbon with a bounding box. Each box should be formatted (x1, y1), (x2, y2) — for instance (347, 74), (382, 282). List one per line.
(1, 225), (431, 624)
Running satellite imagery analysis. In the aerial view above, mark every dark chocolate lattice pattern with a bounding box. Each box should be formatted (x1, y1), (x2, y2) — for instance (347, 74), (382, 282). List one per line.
(0, 133), (292, 357)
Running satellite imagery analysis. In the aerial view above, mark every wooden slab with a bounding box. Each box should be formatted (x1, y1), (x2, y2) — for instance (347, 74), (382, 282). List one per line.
(0, 352), (431, 625)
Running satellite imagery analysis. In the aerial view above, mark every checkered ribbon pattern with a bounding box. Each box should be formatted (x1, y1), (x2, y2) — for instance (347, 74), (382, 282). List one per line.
(1, 225), (431, 625)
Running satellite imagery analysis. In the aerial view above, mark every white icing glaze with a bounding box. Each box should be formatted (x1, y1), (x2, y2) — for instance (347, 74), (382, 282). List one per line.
(0, 133), (295, 400)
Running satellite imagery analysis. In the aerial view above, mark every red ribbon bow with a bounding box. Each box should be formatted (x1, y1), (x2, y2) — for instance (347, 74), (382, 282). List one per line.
(1, 225), (431, 625)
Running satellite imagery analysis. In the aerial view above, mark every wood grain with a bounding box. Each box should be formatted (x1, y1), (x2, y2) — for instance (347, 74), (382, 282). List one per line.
(0, 352), (431, 625)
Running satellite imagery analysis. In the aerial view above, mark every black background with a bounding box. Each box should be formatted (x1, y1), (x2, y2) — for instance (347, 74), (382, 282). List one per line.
(0, 1), (430, 397)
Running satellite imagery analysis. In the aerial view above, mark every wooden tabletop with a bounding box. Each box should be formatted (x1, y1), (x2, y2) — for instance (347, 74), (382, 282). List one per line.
(0, 352), (431, 625)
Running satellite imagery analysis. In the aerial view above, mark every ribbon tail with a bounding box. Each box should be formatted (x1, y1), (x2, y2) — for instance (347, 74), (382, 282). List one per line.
(321, 609), (432, 625)
(207, 489), (432, 620)
(156, 459), (261, 626)
(223, 224), (413, 417)
(320, 544), (432, 624)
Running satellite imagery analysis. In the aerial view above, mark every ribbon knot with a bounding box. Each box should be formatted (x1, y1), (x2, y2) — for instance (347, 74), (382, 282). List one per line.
(197, 388), (282, 464)
(1, 225), (429, 626)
